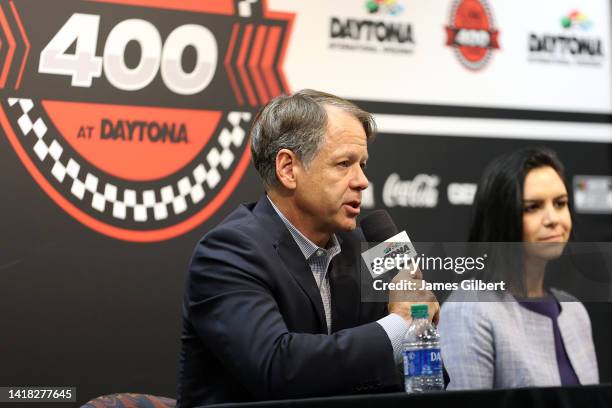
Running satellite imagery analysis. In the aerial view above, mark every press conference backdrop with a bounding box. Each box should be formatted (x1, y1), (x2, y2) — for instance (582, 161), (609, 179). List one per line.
(0, 0), (610, 404)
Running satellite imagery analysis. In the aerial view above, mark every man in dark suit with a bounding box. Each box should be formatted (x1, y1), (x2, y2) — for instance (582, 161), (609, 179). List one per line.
(177, 90), (439, 407)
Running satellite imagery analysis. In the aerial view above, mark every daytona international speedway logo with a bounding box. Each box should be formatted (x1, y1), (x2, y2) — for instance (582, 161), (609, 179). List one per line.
(0, 0), (293, 241)
(445, 0), (499, 70)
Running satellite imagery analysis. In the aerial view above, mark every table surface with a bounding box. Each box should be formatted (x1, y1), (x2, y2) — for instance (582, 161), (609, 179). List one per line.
(205, 384), (612, 408)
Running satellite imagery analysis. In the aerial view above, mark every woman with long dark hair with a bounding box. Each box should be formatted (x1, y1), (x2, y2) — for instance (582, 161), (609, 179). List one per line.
(438, 147), (598, 389)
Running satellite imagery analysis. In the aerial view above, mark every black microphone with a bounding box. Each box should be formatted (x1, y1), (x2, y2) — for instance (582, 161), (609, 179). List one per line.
(360, 210), (416, 279)
(360, 210), (398, 242)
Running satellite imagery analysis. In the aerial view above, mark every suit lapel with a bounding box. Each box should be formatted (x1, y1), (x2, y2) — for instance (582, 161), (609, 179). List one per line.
(329, 259), (359, 333)
(557, 302), (592, 384)
(253, 196), (327, 333)
(329, 235), (360, 332)
(276, 231), (327, 333)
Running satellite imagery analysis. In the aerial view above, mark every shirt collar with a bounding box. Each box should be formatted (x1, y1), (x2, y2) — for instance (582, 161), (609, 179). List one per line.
(267, 196), (340, 260)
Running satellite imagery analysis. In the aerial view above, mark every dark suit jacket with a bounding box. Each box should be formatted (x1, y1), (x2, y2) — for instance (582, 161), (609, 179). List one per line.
(177, 196), (401, 407)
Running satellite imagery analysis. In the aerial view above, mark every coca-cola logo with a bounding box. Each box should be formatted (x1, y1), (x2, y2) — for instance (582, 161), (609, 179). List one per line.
(382, 173), (439, 208)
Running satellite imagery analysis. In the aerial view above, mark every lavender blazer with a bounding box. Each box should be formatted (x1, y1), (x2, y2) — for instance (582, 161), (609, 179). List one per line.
(438, 289), (599, 390)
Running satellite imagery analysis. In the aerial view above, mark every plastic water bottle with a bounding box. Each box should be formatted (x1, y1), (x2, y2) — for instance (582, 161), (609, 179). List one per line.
(403, 304), (444, 393)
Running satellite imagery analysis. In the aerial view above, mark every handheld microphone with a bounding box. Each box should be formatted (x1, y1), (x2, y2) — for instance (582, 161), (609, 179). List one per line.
(360, 210), (398, 242)
(360, 210), (417, 279)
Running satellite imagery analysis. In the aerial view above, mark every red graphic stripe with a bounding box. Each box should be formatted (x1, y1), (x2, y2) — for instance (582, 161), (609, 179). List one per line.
(248, 25), (269, 105)
(0, 105), (252, 242)
(236, 24), (257, 107)
(262, 0), (294, 93)
(225, 23), (244, 106)
(9, 1), (29, 90)
(86, 0), (235, 15)
(0, 5), (16, 88)
(261, 26), (281, 98)
(490, 30), (500, 49)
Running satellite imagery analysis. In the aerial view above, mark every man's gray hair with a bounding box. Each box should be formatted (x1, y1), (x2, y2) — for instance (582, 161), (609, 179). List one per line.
(249, 89), (376, 189)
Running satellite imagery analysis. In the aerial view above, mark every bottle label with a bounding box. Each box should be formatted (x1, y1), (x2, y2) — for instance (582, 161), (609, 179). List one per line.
(403, 348), (442, 377)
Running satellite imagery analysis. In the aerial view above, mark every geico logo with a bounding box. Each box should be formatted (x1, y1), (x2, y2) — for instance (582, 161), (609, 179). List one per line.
(382, 173), (439, 208)
(447, 183), (477, 205)
(39, 13), (218, 95)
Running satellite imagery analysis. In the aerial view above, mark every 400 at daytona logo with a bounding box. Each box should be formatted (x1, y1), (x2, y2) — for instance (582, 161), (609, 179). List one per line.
(0, 0), (293, 241)
(445, 0), (499, 70)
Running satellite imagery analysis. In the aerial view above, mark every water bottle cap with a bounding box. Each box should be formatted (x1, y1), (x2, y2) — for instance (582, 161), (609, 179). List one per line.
(410, 304), (428, 318)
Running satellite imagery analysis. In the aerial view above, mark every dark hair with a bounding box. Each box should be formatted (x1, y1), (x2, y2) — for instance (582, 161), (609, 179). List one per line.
(469, 147), (567, 242)
(249, 89), (376, 189)
(467, 147), (570, 295)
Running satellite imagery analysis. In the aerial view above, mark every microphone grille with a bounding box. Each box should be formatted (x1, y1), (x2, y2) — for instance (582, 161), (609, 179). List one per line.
(360, 210), (399, 242)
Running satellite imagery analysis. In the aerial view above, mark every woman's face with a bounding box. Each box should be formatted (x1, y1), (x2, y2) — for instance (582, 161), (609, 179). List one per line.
(522, 166), (572, 259)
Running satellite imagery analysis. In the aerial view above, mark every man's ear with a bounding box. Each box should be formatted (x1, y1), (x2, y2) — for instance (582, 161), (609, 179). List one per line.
(275, 149), (300, 190)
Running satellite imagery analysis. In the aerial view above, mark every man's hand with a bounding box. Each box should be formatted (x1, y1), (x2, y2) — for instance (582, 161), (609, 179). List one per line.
(387, 268), (440, 325)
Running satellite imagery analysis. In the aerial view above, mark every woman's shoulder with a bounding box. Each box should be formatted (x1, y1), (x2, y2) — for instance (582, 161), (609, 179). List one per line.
(550, 288), (591, 320)
(549, 288), (580, 302)
(440, 295), (515, 324)
(441, 290), (511, 313)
